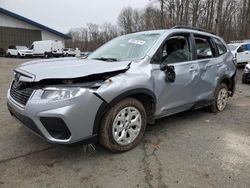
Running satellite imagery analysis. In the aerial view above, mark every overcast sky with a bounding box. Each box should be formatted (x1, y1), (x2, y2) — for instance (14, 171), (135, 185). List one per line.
(0, 0), (152, 33)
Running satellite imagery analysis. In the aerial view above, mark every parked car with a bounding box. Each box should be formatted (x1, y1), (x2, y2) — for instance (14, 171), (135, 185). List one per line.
(31, 40), (64, 58)
(7, 26), (237, 152)
(228, 42), (250, 65)
(242, 63), (250, 84)
(0, 48), (6, 57)
(6, 45), (33, 58)
(81, 51), (92, 57)
(63, 48), (76, 57)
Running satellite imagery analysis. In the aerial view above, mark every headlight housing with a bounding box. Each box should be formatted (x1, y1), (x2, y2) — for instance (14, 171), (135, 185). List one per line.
(41, 87), (85, 101)
(41, 80), (103, 101)
(244, 66), (250, 73)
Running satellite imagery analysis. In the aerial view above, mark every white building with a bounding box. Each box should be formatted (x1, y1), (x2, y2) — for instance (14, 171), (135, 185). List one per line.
(0, 7), (71, 50)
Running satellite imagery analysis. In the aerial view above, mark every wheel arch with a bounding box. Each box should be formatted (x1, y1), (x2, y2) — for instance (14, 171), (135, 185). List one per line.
(93, 88), (156, 135)
(217, 73), (236, 96)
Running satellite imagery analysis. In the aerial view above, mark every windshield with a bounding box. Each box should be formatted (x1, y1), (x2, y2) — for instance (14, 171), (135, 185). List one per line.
(228, 44), (238, 51)
(16, 46), (28, 50)
(88, 32), (161, 61)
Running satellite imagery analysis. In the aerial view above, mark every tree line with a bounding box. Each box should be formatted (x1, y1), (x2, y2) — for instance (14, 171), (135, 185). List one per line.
(66, 0), (250, 51)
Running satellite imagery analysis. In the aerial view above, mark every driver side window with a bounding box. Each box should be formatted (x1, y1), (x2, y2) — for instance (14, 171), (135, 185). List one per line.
(152, 34), (192, 64)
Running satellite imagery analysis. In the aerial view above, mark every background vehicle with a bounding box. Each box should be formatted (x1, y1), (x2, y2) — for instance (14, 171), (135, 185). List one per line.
(6, 45), (33, 58)
(81, 51), (92, 58)
(228, 42), (250, 65)
(0, 48), (6, 57)
(63, 48), (76, 57)
(7, 27), (237, 152)
(31, 40), (64, 58)
(242, 63), (250, 83)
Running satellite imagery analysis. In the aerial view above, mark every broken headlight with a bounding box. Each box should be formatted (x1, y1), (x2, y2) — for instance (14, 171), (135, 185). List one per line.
(41, 87), (85, 101)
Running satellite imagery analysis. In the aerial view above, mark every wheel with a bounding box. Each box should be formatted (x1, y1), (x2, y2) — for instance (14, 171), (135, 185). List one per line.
(209, 83), (228, 113)
(99, 98), (147, 153)
(8, 53), (11, 57)
(44, 52), (49, 58)
(17, 53), (20, 58)
(65, 53), (69, 57)
(242, 74), (247, 84)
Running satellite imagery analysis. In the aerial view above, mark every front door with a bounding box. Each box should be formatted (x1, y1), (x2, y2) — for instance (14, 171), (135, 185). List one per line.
(151, 33), (200, 117)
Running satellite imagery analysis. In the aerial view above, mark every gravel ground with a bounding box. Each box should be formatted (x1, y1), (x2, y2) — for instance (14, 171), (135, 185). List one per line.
(0, 57), (249, 188)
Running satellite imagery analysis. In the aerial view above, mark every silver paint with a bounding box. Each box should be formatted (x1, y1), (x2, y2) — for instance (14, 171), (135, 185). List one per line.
(7, 29), (237, 144)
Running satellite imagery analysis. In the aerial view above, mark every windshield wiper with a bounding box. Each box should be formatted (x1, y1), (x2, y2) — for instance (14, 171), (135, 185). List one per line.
(93, 57), (118, 62)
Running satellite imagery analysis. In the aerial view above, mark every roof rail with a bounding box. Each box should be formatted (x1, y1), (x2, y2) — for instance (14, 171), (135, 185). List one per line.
(172, 26), (215, 35)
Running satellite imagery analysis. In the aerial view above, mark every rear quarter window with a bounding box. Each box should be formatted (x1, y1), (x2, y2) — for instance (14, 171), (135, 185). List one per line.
(213, 38), (227, 56)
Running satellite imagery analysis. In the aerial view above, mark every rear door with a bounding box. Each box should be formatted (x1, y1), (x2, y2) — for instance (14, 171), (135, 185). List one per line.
(193, 35), (227, 101)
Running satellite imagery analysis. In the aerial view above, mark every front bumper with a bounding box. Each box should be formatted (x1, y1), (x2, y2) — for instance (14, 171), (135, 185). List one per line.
(7, 88), (103, 144)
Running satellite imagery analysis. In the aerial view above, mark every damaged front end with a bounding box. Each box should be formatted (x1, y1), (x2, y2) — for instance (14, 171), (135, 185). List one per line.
(7, 61), (130, 144)
(11, 65), (130, 106)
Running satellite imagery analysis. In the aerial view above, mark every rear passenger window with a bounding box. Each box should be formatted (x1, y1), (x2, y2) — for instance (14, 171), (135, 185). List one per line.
(194, 36), (214, 59)
(213, 38), (227, 55)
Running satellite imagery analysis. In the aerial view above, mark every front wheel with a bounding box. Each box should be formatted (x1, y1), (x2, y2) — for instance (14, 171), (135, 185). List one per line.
(209, 83), (228, 113)
(99, 98), (147, 153)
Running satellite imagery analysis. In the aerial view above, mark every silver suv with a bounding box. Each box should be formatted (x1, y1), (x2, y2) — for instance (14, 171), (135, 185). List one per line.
(7, 26), (237, 152)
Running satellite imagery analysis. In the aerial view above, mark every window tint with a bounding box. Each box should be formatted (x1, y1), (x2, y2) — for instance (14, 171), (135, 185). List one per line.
(237, 45), (247, 53)
(152, 34), (192, 64)
(194, 36), (214, 59)
(213, 38), (227, 55)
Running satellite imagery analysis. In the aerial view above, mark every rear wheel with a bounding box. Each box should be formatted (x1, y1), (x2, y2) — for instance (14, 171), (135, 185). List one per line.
(99, 98), (147, 152)
(209, 83), (228, 113)
(17, 53), (20, 58)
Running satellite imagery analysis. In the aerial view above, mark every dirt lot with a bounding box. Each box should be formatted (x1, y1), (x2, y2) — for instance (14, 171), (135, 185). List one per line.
(0, 57), (249, 188)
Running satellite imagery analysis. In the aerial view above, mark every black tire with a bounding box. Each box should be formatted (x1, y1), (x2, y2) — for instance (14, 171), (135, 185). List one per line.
(8, 53), (11, 58)
(44, 52), (47, 58)
(99, 98), (147, 153)
(242, 74), (247, 84)
(208, 83), (228, 113)
(17, 53), (20, 58)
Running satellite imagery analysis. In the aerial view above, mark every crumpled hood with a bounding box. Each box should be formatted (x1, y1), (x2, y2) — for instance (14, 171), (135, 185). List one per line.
(16, 58), (131, 82)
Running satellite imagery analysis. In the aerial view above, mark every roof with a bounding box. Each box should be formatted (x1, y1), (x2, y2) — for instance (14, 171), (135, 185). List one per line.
(0, 8), (71, 39)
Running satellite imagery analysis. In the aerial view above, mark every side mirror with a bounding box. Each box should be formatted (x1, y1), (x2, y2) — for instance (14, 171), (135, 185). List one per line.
(160, 63), (176, 82)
